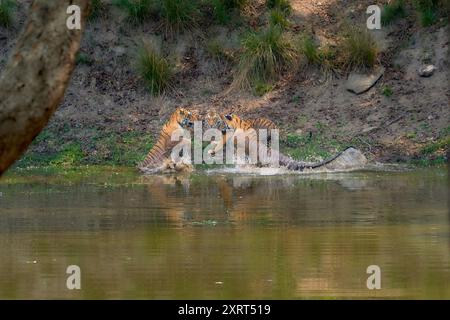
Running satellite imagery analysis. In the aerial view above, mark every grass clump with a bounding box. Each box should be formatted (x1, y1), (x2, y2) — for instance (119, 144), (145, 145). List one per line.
(414, 0), (443, 26)
(340, 26), (378, 70)
(298, 34), (321, 65)
(234, 25), (297, 89)
(0, 0), (15, 27)
(381, 0), (406, 25)
(113, 0), (153, 24)
(269, 8), (290, 29)
(159, 0), (199, 33)
(296, 34), (337, 72)
(210, 0), (247, 24)
(136, 43), (172, 95)
(266, 0), (291, 15)
(382, 85), (393, 97)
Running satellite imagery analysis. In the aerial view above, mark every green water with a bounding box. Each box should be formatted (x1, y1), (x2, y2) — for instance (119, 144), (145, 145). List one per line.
(0, 167), (449, 299)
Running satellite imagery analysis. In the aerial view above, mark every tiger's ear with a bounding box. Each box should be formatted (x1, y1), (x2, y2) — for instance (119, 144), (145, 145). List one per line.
(225, 114), (232, 121)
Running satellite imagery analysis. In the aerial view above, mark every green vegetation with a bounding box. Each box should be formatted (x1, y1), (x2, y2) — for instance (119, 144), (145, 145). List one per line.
(76, 51), (93, 65)
(113, 0), (153, 23)
(412, 126), (450, 166)
(0, 0), (15, 27)
(298, 34), (321, 65)
(381, 0), (406, 25)
(382, 85), (394, 97)
(415, 0), (440, 26)
(16, 128), (154, 168)
(89, 0), (107, 20)
(341, 27), (378, 70)
(234, 25), (297, 89)
(282, 123), (347, 161)
(210, 0), (247, 24)
(269, 8), (290, 29)
(159, 0), (199, 32)
(266, 0), (292, 15)
(136, 43), (172, 95)
(296, 34), (337, 72)
(254, 81), (274, 96)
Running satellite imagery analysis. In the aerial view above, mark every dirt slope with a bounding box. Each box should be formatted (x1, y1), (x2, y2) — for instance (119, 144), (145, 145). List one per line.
(0, 0), (448, 166)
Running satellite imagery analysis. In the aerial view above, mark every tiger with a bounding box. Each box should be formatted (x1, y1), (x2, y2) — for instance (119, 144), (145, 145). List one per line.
(208, 113), (277, 159)
(211, 113), (359, 171)
(138, 108), (200, 174)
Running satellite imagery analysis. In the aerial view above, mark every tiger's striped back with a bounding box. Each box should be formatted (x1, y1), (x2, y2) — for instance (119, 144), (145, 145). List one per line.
(247, 117), (277, 131)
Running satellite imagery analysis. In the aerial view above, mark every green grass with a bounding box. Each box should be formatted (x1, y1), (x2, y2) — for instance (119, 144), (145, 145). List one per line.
(414, 125), (450, 166)
(419, 6), (438, 25)
(113, 0), (153, 24)
(210, 0), (247, 24)
(296, 34), (337, 71)
(298, 34), (321, 65)
(266, 0), (291, 15)
(76, 52), (93, 65)
(381, 0), (406, 25)
(159, 0), (199, 33)
(136, 43), (172, 95)
(282, 126), (346, 162)
(341, 27), (378, 70)
(234, 25), (297, 89)
(269, 8), (290, 29)
(0, 0), (15, 27)
(382, 85), (394, 97)
(421, 136), (450, 155)
(254, 81), (274, 96)
(49, 143), (84, 167)
(415, 0), (441, 26)
(89, 0), (107, 20)
(16, 127), (155, 168)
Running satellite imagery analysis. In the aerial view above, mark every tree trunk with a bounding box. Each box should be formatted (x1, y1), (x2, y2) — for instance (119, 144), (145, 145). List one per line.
(0, 0), (90, 175)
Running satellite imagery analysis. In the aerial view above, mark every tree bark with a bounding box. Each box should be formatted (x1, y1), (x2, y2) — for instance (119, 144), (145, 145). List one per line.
(0, 0), (90, 175)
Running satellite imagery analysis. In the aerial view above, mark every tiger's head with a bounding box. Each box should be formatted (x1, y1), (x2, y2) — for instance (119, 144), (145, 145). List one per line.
(203, 110), (228, 134)
(172, 108), (200, 131)
(221, 113), (249, 130)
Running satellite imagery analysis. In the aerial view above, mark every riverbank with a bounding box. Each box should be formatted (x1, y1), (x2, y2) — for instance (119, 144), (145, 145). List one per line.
(1, 1), (449, 169)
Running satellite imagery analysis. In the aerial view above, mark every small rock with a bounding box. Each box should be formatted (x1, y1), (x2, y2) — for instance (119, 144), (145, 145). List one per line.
(418, 65), (436, 77)
(346, 67), (385, 94)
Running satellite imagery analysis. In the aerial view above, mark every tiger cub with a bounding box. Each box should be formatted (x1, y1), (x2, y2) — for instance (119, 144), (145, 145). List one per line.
(138, 108), (200, 173)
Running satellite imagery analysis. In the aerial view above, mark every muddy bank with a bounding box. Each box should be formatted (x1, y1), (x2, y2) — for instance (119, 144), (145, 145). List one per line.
(0, 1), (448, 168)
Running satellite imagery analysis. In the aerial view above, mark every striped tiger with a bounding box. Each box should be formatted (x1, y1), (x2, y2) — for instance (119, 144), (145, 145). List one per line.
(138, 108), (200, 173)
(247, 117), (277, 131)
(209, 113), (277, 156)
(214, 113), (358, 171)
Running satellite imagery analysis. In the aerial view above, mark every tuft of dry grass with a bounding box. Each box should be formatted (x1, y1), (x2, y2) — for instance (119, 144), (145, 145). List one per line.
(233, 25), (297, 89)
(340, 26), (378, 71)
(136, 43), (172, 95)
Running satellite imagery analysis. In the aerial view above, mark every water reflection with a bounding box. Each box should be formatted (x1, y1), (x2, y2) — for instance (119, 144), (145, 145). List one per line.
(0, 168), (448, 298)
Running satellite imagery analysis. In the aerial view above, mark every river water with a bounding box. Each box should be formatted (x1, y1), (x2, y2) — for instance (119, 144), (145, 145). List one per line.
(0, 167), (448, 299)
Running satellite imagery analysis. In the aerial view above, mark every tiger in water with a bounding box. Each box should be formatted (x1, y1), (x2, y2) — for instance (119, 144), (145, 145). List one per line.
(215, 113), (357, 171)
(138, 108), (200, 174)
(205, 112), (278, 160)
